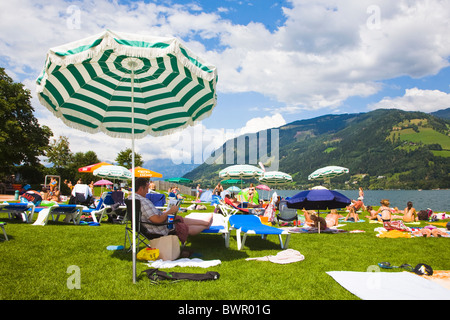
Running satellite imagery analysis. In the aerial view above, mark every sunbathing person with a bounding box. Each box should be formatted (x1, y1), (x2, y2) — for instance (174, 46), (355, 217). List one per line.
(364, 205), (378, 220)
(412, 228), (449, 238)
(326, 209), (340, 228)
(224, 194), (261, 208)
(301, 209), (326, 230)
(402, 201), (418, 222)
(344, 207), (359, 222)
(375, 199), (393, 223)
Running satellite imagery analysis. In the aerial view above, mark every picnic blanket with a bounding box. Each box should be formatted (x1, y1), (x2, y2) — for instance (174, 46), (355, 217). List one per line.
(327, 271), (450, 300)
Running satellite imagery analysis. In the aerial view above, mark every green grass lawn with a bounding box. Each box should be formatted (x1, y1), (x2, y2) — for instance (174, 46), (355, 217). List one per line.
(1, 198), (449, 301)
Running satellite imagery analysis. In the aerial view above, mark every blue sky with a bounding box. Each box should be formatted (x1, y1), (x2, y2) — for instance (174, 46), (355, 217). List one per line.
(0, 0), (449, 169)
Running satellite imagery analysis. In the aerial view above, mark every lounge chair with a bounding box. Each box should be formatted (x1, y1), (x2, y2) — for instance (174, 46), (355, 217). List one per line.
(217, 202), (239, 216)
(185, 212), (230, 248)
(223, 197), (265, 215)
(0, 202), (36, 223)
(81, 197), (107, 224)
(0, 222), (8, 241)
(42, 204), (84, 225)
(275, 200), (298, 226)
(229, 215), (291, 250)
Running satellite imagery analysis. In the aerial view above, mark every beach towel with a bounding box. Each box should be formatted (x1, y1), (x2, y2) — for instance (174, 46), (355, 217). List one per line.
(147, 258), (221, 268)
(32, 208), (50, 226)
(326, 271), (450, 300)
(245, 249), (305, 264)
(285, 226), (347, 234)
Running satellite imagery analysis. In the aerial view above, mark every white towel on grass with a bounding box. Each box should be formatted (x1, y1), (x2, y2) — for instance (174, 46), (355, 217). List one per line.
(147, 258), (221, 269)
(326, 271), (450, 300)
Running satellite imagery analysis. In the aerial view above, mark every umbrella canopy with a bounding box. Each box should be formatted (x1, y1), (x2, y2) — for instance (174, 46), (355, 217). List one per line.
(165, 177), (192, 184)
(259, 171), (292, 185)
(226, 186), (241, 193)
(286, 189), (351, 211)
(93, 179), (113, 186)
(36, 29), (217, 284)
(219, 165), (264, 179)
(93, 165), (133, 180)
(256, 184), (270, 191)
(220, 179), (243, 185)
(308, 166), (349, 181)
(78, 162), (112, 173)
(36, 30), (217, 139)
(130, 166), (163, 178)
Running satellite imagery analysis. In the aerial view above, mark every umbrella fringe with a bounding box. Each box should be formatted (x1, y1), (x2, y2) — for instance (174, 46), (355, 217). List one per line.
(43, 30), (217, 82)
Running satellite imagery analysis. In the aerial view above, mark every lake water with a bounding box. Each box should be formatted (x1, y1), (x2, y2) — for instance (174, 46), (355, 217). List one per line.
(271, 189), (450, 212)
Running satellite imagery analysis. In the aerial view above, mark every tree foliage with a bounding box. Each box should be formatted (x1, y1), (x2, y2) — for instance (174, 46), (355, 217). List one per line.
(0, 68), (52, 177)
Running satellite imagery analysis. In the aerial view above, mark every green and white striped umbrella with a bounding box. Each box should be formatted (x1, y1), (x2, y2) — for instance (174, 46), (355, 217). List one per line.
(219, 165), (264, 179)
(219, 165), (264, 188)
(36, 29), (218, 139)
(36, 30), (218, 284)
(93, 165), (132, 180)
(259, 171), (293, 185)
(308, 166), (349, 180)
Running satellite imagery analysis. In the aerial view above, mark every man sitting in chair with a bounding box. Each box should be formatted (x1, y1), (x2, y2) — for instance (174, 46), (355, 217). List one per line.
(133, 178), (213, 243)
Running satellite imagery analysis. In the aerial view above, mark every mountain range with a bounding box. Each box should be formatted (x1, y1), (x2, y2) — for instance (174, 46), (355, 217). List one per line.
(180, 108), (450, 190)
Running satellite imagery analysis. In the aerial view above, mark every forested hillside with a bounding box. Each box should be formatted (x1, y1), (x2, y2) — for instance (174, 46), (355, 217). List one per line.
(184, 109), (450, 190)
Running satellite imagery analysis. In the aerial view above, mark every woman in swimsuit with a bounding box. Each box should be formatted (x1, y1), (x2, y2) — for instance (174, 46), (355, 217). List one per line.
(326, 209), (340, 227)
(376, 199), (392, 222)
(402, 201), (418, 222)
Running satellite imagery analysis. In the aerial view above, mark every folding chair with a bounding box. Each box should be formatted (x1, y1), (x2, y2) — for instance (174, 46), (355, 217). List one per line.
(275, 200), (298, 226)
(124, 199), (179, 252)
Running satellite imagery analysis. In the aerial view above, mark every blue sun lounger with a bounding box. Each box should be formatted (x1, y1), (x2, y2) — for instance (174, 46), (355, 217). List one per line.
(0, 202), (36, 223)
(45, 204), (84, 225)
(229, 215), (291, 250)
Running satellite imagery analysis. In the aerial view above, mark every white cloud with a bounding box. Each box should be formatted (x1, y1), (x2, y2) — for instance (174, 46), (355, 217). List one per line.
(369, 88), (450, 113)
(1, 0), (450, 166)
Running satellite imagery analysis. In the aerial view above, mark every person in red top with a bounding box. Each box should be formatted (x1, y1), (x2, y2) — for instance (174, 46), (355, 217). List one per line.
(347, 196), (365, 212)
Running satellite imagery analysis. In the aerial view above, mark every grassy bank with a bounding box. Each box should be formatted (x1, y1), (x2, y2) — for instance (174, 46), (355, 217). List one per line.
(1, 195), (449, 300)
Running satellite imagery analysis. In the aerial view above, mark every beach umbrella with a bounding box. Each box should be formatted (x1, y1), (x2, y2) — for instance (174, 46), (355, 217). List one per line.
(93, 179), (113, 186)
(308, 166), (349, 181)
(36, 30), (218, 283)
(226, 186), (241, 193)
(256, 184), (271, 201)
(93, 165), (133, 180)
(219, 164), (264, 188)
(220, 179), (243, 185)
(259, 171), (292, 187)
(130, 166), (163, 179)
(286, 188), (351, 232)
(165, 177), (192, 184)
(93, 178), (113, 194)
(78, 162), (112, 173)
(286, 189), (351, 211)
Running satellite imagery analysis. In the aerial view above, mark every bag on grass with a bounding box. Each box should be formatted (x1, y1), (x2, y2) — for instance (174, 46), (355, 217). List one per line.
(142, 268), (220, 284)
(149, 235), (180, 261)
(136, 247), (159, 261)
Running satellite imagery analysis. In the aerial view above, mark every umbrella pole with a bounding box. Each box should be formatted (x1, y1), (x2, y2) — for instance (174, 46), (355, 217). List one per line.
(130, 62), (137, 284)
